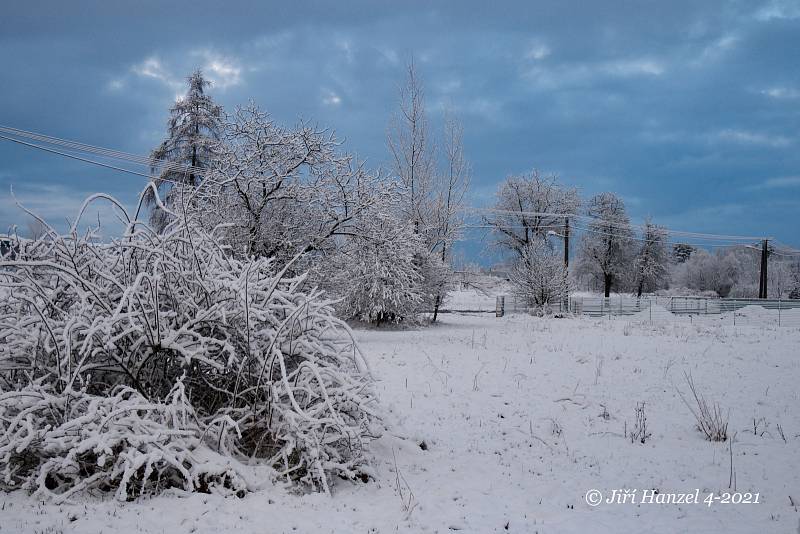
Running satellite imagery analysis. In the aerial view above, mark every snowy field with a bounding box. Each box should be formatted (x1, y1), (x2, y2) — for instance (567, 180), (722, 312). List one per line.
(3, 309), (800, 533)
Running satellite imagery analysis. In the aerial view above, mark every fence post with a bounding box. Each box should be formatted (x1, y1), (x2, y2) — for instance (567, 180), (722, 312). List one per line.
(649, 300), (652, 323)
(778, 297), (782, 327)
(496, 296), (505, 318)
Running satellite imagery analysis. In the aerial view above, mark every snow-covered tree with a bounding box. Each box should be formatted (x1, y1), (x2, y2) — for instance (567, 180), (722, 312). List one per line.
(388, 59), (436, 229)
(683, 249), (739, 297)
(484, 171), (579, 259)
(633, 219), (670, 297)
(191, 104), (378, 271)
(578, 192), (634, 297)
(672, 243), (695, 263)
(147, 70), (223, 231)
(723, 247), (760, 298)
(511, 238), (570, 313)
(427, 109), (470, 321)
(430, 108), (470, 263)
(788, 261), (800, 299)
(386, 62), (468, 322)
(767, 258), (794, 299)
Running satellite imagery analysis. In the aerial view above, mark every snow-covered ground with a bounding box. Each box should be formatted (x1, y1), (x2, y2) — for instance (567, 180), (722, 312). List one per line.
(443, 274), (511, 311)
(3, 305), (800, 533)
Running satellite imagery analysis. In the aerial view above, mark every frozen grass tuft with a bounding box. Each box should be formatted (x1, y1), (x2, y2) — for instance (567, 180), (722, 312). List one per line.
(679, 372), (728, 442)
(630, 402), (651, 444)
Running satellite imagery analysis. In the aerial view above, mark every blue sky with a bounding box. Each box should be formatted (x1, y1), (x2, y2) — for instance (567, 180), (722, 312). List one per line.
(0, 1), (798, 259)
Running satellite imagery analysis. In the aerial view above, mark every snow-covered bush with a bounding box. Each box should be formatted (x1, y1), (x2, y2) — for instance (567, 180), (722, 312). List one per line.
(324, 204), (426, 325)
(510, 239), (570, 314)
(654, 287), (718, 298)
(0, 378), (249, 502)
(0, 190), (380, 499)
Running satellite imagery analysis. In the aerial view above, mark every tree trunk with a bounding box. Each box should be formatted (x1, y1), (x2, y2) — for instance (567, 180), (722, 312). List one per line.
(191, 119), (199, 185)
(637, 280), (644, 298)
(432, 295), (440, 323)
(604, 274), (612, 297)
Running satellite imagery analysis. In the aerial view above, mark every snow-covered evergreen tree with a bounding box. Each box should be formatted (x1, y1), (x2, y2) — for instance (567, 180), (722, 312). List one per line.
(147, 70), (223, 231)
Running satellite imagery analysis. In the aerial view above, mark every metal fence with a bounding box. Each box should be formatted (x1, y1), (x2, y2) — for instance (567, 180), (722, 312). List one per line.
(495, 294), (800, 327)
(494, 295), (570, 316)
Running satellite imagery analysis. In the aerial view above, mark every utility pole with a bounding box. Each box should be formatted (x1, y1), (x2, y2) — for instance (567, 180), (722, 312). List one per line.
(758, 239), (769, 299)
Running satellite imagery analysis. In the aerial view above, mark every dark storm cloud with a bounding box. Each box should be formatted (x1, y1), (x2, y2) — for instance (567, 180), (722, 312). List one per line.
(0, 0), (798, 252)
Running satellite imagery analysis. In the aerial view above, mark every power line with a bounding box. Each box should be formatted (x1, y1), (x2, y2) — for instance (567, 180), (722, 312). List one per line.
(0, 133), (156, 180)
(466, 220), (764, 249)
(0, 134), (193, 188)
(0, 125), (208, 176)
(469, 206), (768, 242)
(568, 222), (761, 249)
(1, 124), (795, 252)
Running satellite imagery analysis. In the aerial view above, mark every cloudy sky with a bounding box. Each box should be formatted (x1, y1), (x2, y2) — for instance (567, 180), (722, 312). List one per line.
(1, 0), (798, 258)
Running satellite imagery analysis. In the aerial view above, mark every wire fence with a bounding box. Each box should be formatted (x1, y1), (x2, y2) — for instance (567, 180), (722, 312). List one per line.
(493, 295), (800, 327)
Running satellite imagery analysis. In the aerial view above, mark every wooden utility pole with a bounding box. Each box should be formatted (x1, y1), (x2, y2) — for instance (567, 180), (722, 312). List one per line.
(758, 239), (769, 299)
(564, 217), (570, 268)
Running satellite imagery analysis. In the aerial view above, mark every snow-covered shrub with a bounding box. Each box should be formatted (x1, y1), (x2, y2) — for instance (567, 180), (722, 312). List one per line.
(0, 378), (248, 501)
(510, 239), (570, 314)
(653, 287), (718, 298)
(0, 190), (380, 499)
(325, 205), (426, 325)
